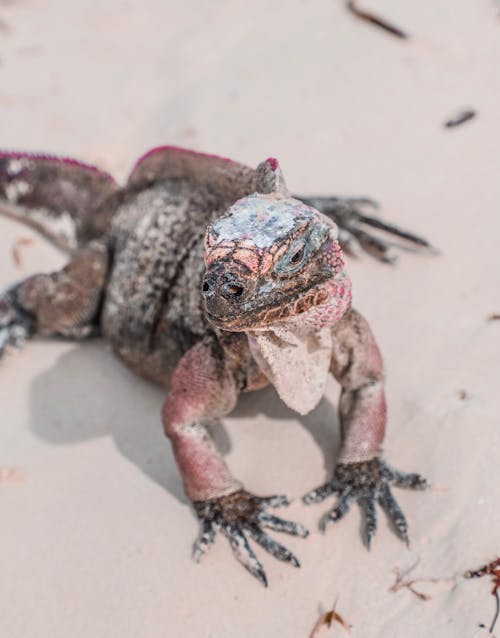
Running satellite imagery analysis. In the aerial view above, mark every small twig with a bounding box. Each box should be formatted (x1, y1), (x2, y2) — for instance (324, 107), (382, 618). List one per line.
(309, 600), (351, 637)
(346, 1), (408, 39)
(11, 237), (33, 268)
(444, 109), (477, 129)
(492, 590), (500, 635)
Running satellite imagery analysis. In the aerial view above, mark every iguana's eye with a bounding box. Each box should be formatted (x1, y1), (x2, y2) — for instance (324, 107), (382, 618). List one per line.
(290, 245), (305, 265)
(274, 239), (308, 275)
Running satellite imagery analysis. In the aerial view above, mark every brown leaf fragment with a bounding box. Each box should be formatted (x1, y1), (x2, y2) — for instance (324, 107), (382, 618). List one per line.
(487, 314), (500, 322)
(0, 466), (24, 482)
(390, 560), (457, 601)
(390, 565), (431, 601)
(465, 558), (500, 634)
(346, 1), (408, 39)
(309, 602), (351, 637)
(465, 558), (500, 583)
(11, 237), (33, 268)
(444, 109), (477, 128)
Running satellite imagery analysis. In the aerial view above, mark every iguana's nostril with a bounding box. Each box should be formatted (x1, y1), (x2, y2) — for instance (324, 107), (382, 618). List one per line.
(225, 283), (244, 298)
(203, 273), (246, 302)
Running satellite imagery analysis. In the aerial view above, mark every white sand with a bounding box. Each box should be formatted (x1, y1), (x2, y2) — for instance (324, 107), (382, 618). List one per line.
(0, 1), (499, 636)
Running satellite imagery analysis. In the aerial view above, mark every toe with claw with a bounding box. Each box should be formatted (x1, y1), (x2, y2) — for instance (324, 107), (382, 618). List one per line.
(0, 289), (34, 359)
(303, 457), (427, 548)
(192, 489), (308, 587)
(298, 195), (433, 262)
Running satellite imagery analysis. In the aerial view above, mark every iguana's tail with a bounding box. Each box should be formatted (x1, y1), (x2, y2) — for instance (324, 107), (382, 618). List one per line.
(0, 151), (121, 252)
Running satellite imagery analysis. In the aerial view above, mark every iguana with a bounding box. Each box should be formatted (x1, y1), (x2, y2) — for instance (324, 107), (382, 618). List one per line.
(0, 146), (430, 587)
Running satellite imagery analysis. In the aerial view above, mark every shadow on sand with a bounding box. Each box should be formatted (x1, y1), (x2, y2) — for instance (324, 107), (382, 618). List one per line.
(28, 340), (341, 506)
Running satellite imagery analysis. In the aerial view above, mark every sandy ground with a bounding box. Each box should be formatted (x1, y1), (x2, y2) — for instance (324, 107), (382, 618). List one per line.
(0, 1), (499, 637)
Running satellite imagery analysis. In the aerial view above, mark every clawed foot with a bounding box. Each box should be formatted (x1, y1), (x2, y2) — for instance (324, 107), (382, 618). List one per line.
(298, 195), (433, 263)
(303, 457), (428, 548)
(0, 289), (33, 359)
(193, 489), (308, 587)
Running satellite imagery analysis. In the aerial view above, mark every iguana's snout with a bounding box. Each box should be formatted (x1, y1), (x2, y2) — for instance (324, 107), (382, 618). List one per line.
(202, 263), (255, 319)
(202, 193), (350, 331)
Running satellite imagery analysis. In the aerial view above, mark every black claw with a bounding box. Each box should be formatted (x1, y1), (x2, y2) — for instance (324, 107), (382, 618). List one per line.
(378, 485), (409, 544)
(357, 213), (432, 248)
(258, 512), (309, 538)
(249, 527), (301, 568)
(389, 469), (429, 490)
(258, 569), (268, 587)
(343, 197), (380, 209)
(303, 481), (338, 505)
(258, 569), (268, 588)
(359, 497), (377, 549)
(323, 489), (353, 530)
(346, 225), (396, 263)
(223, 525), (268, 587)
(261, 494), (291, 508)
(192, 520), (217, 562)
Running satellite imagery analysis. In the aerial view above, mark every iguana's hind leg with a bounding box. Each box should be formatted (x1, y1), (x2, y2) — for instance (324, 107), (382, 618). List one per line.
(0, 241), (109, 359)
(0, 152), (120, 252)
(297, 195), (432, 262)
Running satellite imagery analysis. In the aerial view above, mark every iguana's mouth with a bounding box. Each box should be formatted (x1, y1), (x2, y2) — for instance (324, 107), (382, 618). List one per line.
(205, 276), (336, 331)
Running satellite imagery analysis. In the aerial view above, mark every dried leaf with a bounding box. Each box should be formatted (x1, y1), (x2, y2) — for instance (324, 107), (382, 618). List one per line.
(309, 602), (350, 637)
(390, 559), (457, 601)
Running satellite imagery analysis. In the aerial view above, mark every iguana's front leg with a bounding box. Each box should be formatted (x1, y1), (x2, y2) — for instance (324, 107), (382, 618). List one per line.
(298, 195), (431, 262)
(162, 336), (308, 586)
(304, 308), (427, 547)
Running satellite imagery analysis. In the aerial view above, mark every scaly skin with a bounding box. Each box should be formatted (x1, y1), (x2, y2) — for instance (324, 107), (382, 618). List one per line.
(0, 146), (429, 586)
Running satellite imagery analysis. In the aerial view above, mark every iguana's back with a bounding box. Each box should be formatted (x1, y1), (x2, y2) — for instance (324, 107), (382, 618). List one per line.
(0, 145), (429, 390)
(102, 180), (215, 385)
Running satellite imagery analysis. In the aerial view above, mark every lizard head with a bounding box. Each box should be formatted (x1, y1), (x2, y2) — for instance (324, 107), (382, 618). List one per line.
(202, 165), (352, 332)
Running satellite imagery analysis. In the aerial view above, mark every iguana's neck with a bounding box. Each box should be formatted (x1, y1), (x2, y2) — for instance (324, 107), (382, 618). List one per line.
(245, 274), (352, 414)
(248, 273), (352, 334)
